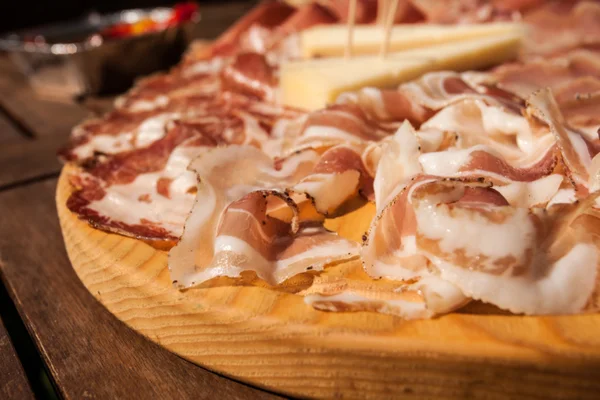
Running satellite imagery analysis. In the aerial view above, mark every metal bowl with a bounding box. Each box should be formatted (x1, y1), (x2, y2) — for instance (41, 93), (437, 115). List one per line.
(0, 7), (200, 98)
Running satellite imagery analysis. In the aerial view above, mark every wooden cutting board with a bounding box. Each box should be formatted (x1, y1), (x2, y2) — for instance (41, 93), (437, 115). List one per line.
(56, 165), (600, 399)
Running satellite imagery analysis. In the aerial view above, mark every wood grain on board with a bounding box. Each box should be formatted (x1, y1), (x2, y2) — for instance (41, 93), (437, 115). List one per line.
(0, 178), (280, 400)
(56, 165), (600, 400)
(0, 318), (34, 400)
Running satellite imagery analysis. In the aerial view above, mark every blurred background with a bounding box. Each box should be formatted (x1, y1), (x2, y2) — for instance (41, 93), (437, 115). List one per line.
(0, 0), (239, 33)
(0, 0), (258, 98)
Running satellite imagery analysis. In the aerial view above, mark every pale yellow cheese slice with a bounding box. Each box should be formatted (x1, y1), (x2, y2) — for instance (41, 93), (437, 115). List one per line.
(301, 22), (525, 58)
(280, 32), (522, 111)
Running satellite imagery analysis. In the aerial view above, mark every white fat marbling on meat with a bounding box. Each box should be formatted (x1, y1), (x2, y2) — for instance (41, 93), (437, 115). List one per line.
(72, 113), (177, 160)
(415, 203), (535, 265)
(494, 174), (563, 207)
(127, 95), (170, 112)
(418, 145), (490, 176)
(374, 121), (422, 211)
(182, 57), (224, 77)
(87, 145), (201, 237)
(432, 243), (598, 315)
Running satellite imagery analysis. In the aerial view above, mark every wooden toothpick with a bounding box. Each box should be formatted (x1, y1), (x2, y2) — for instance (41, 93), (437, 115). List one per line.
(380, 0), (399, 58)
(345, 0), (358, 59)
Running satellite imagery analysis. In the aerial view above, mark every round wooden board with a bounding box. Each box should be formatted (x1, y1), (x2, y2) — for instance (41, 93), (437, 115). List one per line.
(56, 166), (600, 399)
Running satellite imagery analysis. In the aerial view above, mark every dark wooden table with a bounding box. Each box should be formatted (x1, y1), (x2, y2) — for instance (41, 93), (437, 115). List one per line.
(0, 2), (281, 399)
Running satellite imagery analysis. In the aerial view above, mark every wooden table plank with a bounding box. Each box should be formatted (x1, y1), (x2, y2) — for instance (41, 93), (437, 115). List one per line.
(0, 179), (281, 400)
(0, 136), (66, 190)
(0, 317), (35, 400)
(0, 58), (91, 139)
(0, 112), (23, 142)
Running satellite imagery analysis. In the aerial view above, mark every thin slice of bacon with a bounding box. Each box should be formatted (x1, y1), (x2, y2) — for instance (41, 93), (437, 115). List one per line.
(413, 180), (600, 315)
(220, 52), (276, 101)
(522, 1), (600, 57)
(527, 88), (594, 191)
(168, 145), (358, 287)
(301, 262), (468, 319)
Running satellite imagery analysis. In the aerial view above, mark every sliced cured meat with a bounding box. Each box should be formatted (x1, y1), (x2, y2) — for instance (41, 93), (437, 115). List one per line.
(413, 180), (600, 315)
(276, 3), (337, 34)
(291, 143), (375, 214)
(64, 108), (280, 241)
(62, 92), (302, 163)
(553, 76), (600, 138)
(418, 98), (545, 159)
(400, 71), (524, 113)
(66, 140), (201, 241)
(527, 88), (595, 190)
(419, 145), (559, 182)
(337, 87), (434, 126)
(61, 0), (600, 320)
(220, 52), (276, 101)
(282, 103), (397, 154)
(319, 0), (378, 23)
(375, 0), (424, 24)
(301, 261), (468, 319)
(60, 111), (180, 162)
(114, 59), (223, 112)
(372, 121), (422, 211)
(168, 145), (358, 287)
(523, 1), (600, 56)
(209, 1), (296, 57)
(410, 0), (517, 24)
(492, 50), (600, 99)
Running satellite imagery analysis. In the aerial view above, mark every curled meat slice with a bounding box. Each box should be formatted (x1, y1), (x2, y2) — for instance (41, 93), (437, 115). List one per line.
(67, 138), (203, 242)
(220, 52), (276, 101)
(301, 261), (467, 319)
(282, 103), (397, 155)
(491, 50), (600, 101)
(523, 1), (600, 57)
(169, 145), (359, 288)
(337, 87), (433, 126)
(291, 143), (375, 214)
(553, 76), (600, 139)
(373, 121), (422, 212)
(400, 71), (524, 113)
(527, 88), (595, 190)
(413, 180), (600, 315)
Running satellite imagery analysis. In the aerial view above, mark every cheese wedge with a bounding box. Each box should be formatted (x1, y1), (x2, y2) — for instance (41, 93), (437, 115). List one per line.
(280, 32), (522, 111)
(301, 22), (525, 58)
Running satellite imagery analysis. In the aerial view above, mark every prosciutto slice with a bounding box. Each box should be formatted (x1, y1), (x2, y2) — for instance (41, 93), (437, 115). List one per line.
(169, 145), (358, 287)
(61, 0), (600, 319)
(413, 180), (600, 315)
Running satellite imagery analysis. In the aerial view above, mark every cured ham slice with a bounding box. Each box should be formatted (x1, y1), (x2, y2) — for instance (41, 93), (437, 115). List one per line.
(291, 143), (375, 213)
(301, 261), (468, 319)
(523, 1), (600, 56)
(168, 145), (358, 287)
(414, 180), (600, 315)
(491, 50), (600, 100)
(527, 88), (595, 190)
(372, 121), (422, 211)
(220, 52), (276, 101)
(410, 0), (517, 24)
(61, 92), (301, 163)
(553, 76), (600, 139)
(281, 103), (397, 154)
(337, 88), (434, 125)
(114, 60), (223, 112)
(61, 0), (600, 319)
(66, 129), (211, 241)
(400, 71), (524, 113)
